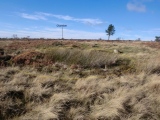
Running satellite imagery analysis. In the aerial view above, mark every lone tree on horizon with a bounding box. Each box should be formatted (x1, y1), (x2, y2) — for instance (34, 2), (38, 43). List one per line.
(105, 24), (115, 40)
(155, 36), (160, 42)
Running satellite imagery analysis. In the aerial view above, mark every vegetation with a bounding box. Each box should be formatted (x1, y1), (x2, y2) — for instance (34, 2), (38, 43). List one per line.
(105, 24), (115, 40)
(155, 36), (160, 42)
(0, 39), (160, 120)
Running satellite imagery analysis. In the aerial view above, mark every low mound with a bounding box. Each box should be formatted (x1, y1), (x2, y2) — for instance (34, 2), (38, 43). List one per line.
(12, 51), (53, 67)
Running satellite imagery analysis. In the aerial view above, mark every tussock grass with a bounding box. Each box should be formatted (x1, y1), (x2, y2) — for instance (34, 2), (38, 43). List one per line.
(45, 48), (118, 68)
(143, 56), (160, 74)
(1, 67), (160, 120)
(0, 67), (20, 83)
(0, 40), (160, 120)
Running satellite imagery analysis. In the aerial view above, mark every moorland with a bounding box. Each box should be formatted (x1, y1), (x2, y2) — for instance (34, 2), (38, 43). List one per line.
(0, 39), (160, 120)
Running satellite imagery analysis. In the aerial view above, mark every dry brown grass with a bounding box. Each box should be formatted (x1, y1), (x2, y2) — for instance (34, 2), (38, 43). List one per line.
(1, 70), (160, 119)
(0, 40), (160, 120)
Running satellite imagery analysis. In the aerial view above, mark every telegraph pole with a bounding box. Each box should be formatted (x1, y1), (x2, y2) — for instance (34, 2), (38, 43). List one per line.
(57, 24), (67, 39)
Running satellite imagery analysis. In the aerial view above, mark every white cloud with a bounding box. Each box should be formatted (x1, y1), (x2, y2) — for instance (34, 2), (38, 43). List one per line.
(19, 12), (105, 25)
(65, 29), (105, 39)
(75, 18), (104, 25)
(0, 28), (106, 39)
(52, 15), (74, 21)
(20, 13), (47, 20)
(127, 0), (154, 12)
(142, 28), (160, 34)
(127, 2), (146, 12)
(0, 27), (156, 40)
(50, 14), (104, 25)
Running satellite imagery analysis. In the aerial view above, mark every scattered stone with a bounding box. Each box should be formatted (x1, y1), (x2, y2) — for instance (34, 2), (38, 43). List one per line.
(114, 49), (123, 54)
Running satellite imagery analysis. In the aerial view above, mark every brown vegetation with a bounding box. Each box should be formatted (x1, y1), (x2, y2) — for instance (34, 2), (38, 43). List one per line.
(0, 40), (160, 120)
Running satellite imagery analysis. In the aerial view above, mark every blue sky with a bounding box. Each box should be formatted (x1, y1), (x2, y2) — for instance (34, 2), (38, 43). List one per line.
(0, 0), (159, 40)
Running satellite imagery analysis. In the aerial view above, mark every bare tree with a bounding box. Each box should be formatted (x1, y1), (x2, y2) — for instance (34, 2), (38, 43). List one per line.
(13, 34), (18, 39)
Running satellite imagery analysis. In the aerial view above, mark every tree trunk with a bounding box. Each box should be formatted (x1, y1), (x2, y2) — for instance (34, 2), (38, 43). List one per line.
(108, 35), (110, 40)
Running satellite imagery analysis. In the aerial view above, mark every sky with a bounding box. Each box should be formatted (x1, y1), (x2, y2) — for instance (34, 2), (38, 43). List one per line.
(0, 0), (160, 40)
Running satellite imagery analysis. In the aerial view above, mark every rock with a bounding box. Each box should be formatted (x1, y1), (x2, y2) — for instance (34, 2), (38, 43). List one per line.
(113, 49), (123, 54)
(114, 49), (118, 53)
